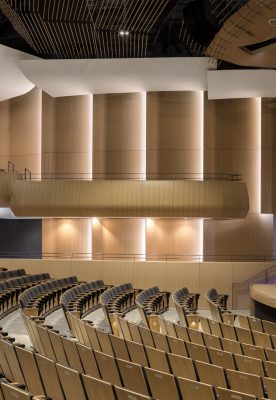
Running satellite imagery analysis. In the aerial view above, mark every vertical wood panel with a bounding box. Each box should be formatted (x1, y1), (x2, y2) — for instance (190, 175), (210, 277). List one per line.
(93, 93), (145, 179)
(92, 218), (145, 256)
(42, 219), (92, 258)
(261, 98), (276, 213)
(146, 219), (201, 258)
(0, 99), (10, 170)
(9, 88), (42, 175)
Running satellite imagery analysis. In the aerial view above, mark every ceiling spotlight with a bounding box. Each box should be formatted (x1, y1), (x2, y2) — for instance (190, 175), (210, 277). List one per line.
(119, 30), (129, 36)
(268, 19), (276, 26)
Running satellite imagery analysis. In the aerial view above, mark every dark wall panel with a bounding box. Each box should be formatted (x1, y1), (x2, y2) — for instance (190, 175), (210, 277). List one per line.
(0, 219), (42, 259)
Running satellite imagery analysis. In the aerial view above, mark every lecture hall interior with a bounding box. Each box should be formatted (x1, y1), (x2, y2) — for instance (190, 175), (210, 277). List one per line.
(0, 0), (276, 399)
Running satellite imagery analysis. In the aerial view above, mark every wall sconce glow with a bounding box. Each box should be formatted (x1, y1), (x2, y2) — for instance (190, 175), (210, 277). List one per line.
(198, 219), (203, 262)
(140, 219), (146, 261)
(141, 91), (147, 180)
(257, 97), (261, 214)
(92, 217), (100, 227)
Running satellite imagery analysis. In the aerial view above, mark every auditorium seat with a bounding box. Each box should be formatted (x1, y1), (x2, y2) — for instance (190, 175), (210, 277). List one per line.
(178, 377), (216, 400)
(216, 387), (258, 400)
(116, 358), (150, 396)
(56, 364), (86, 400)
(144, 367), (179, 400)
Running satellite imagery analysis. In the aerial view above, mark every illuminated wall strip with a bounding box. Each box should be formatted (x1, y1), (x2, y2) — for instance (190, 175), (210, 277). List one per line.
(141, 92), (147, 260)
(199, 90), (204, 260)
(257, 97), (262, 214)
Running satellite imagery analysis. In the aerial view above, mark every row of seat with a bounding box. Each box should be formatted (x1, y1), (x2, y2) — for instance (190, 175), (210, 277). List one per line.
(61, 280), (108, 318)
(237, 315), (276, 335)
(20, 312), (273, 400)
(19, 276), (78, 316)
(135, 286), (170, 328)
(206, 288), (233, 323)
(172, 287), (199, 326)
(0, 268), (26, 281)
(0, 273), (51, 316)
(100, 283), (139, 329)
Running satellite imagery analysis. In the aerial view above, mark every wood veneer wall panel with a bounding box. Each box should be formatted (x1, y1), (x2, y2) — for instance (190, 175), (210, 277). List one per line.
(204, 96), (259, 212)
(93, 93), (145, 179)
(261, 98), (276, 213)
(9, 88), (42, 175)
(42, 93), (92, 179)
(204, 214), (273, 259)
(146, 91), (203, 179)
(0, 100), (10, 170)
(92, 218), (145, 256)
(146, 219), (201, 258)
(42, 219), (92, 258)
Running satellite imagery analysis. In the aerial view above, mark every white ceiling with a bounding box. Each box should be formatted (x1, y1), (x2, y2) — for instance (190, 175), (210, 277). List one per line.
(18, 57), (214, 97)
(0, 45), (37, 101)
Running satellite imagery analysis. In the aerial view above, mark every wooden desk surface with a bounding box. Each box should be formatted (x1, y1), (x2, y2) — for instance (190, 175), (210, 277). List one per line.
(250, 284), (276, 308)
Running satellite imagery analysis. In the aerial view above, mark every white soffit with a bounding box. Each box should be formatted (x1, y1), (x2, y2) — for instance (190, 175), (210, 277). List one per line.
(0, 45), (38, 101)
(18, 57), (214, 97)
(208, 70), (276, 99)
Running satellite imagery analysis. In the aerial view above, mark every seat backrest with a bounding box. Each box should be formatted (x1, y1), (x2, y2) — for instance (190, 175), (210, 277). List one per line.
(110, 334), (130, 361)
(48, 330), (69, 366)
(61, 336), (84, 373)
(117, 358), (150, 396)
(35, 353), (65, 400)
(76, 343), (100, 379)
(56, 364), (86, 400)
(0, 382), (32, 400)
(94, 350), (122, 386)
(115, 386), (153, 400)
(185, 341), (210, 363)
(167, 336), (187, 357)
(125, 340), (149, 367)
(216, 387), (257, 400)
(96, 329), (114, 356)
(82, 374), (116, 400)
(177, 377), (216, 400)
(144, 367), (179, 400)
(235, 327), (254, 345)
(167, 353), (197, 381)
(208, 347), (235, 370)
(145, 346), (170, 374)
(226, 369), (264, 399)
(195, 360), (227, 388)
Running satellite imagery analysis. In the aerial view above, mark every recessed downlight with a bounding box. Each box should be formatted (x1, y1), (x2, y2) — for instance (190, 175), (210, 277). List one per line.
(119, 30), (130, 36)
(268, 19), (276, 26)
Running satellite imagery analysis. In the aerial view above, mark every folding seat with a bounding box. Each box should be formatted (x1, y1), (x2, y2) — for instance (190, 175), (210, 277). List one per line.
(177, 377), (216, 400)
(235, 327), (254, 345)
(48, 330), (69, 366)
(174, 323), (190, 341)
(56, 364), (86, 400)
(139, 326), (155, 348)
(208, 347), (236, 370)
(234, 353), (265, 377)
(216, 387), (257, 400)
(151, 330), (170, 352)
(254, 330), (272, 349)
(188, 328), (205, 346)
(221, 337), (243, 355)
(203, 332), (222, 350)
(195, 360), (227, 388)
(76, 343), (100, 378)
(117, 358), (150, 396)
(145, 346), (171, 373)
(164, 320), (177, 338)
(95, 328), (114, 356)
(220, 322), (237, 341)
(35, 353), (65, 400)
(0, 340), (25, 384)
(267, 348), (276, 363)
(110, 334), (130, 361)
(115, 386), (153, 400)
(0, 382), (33, 400)
(82, 375), (116, 400)
(167, 336), (188, 357)
(209, 319), (223, 337)
(61, 336), (84, 372)
(242, 343), (267, 361)
(0, 339), (13, 382)
(263, 376), (276, 400)
(144, 367), (180, 400)
(35, 325), (56, 361)
(200, 316), (211, 334)
(185, 341), (210, 363)
(247, 316), (263, 333)
(84, 323), (102, 351)
(76, 319), (91, 348)
(15, 346), (45, 396)
(94, 350), (122, 386)
(126, 340), (149, 367)
(264, 361), (276, 379)
(237, 315), (250, 330)
(117, 317), (132, 341)
(167, 353), (197, 380)
(262, 320), (276, 336)
(226, 369), (265, 398)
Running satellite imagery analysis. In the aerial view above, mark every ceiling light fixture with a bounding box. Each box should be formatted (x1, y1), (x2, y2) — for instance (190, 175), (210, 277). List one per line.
(268, 19), (276, 26)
